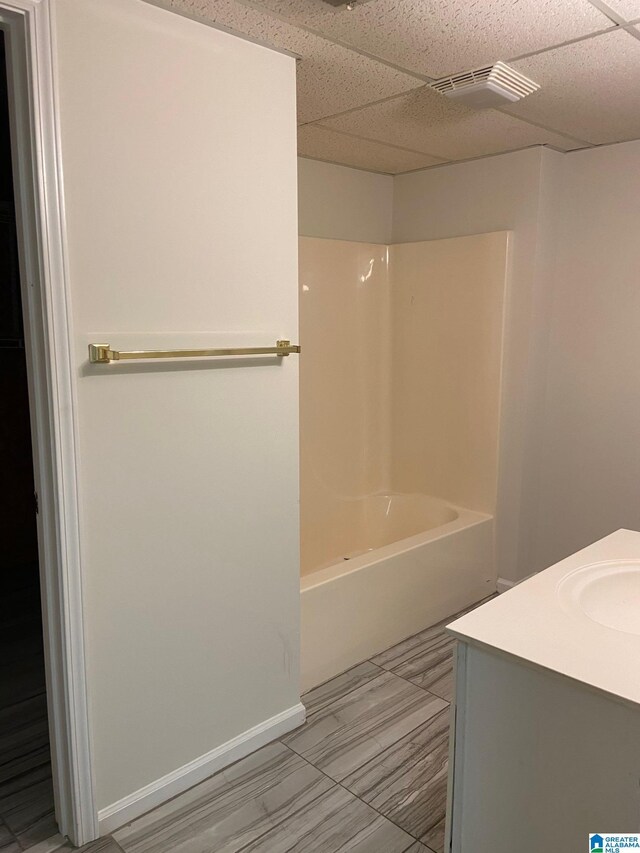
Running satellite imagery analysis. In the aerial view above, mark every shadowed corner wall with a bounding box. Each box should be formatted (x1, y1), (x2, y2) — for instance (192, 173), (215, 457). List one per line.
(298, 157), (393, 244)
(529, 140), (640, 574)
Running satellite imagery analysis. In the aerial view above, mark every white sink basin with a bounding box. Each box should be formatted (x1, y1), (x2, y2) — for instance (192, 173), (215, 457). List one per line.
(558, 560), (640, 635)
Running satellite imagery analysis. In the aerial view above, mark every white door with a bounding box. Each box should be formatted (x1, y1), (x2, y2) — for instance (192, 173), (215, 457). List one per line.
(53, 0), (300, 820)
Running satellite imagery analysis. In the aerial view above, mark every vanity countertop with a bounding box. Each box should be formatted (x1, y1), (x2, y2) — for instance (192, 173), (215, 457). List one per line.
(447, 528), (640, 708)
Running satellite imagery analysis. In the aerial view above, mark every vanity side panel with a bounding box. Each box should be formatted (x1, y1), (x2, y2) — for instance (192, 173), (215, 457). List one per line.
(447, 642), (467, 853)
(451, 644), (640, 852)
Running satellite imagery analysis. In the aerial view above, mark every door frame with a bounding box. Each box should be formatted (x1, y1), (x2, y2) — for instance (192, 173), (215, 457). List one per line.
(0, 0), (97, 844)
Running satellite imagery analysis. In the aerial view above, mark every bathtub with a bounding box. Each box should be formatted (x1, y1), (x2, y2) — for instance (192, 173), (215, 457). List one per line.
(300, 493), (495, 691)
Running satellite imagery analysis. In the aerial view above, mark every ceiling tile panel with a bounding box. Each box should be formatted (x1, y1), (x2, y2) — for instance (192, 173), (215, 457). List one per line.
(595, 0), (640, 20)
(298, 124), (447, 173)
(322, 86), (583, 161)
(508, 29), (640, 144)
(166, 0), (422, 122)
(247, 0), (613, 77)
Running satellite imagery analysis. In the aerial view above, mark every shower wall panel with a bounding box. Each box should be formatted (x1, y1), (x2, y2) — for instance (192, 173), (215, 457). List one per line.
(299, 232), (509, 576)
(390, 233), (509, 513)
(299, 237), (391, 574)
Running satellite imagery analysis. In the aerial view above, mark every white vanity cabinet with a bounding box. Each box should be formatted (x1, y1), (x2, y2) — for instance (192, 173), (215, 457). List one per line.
(445, 529), (640, 853)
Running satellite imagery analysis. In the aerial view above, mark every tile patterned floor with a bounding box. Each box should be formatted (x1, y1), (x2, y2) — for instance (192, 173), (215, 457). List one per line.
(0, 579), (56, 853)
(22, 596), (492, 853)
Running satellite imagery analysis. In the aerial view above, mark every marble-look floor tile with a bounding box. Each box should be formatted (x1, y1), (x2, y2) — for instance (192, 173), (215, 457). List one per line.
(114, 741), (334, 853)
(0, 819), (20, 852)
(0, 761), (52, 806)
(77, 840), (124, 853)
(15, 832), (68, 853)
(422, 816), (446, 853)
(41, 837), (124, 853)
(236, 784), (416, 853)
(0, 695), (51, 788)
(342, 706), (450, 840)
(392, 635), (456, 702)
(371, 597), (495, 702)
(0, 766), (55, 846)
(301, 661), (383, 718)
(0, 742), (51, 796)
(0, 609), (55, 852)
(15, 812), (59, 851)
(0, 618), (46, 713)
(284, 671), (447, 782)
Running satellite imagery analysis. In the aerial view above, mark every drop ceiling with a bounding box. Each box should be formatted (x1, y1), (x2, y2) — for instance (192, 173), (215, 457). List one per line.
(165, 0), (640, 174)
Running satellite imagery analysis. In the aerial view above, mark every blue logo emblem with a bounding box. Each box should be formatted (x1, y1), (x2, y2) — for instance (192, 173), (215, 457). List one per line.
(591, 834), (640, 850)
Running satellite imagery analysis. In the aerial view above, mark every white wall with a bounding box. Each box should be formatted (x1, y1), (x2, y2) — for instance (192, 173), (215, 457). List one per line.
(531, 140), (640, 572)
(298, 157), (393, 244)
(514, 148), (565, 575)
(54, 0), (300, 815)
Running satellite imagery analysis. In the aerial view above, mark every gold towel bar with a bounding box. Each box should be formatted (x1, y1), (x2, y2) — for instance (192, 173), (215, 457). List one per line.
(88, 339), (300, 364)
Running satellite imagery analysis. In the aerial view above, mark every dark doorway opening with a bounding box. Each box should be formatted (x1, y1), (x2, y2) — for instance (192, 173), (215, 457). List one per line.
(0, 29), (57, 849)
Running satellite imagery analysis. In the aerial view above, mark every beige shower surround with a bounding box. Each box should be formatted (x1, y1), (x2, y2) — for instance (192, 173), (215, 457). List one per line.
(299, 232), (509, 576)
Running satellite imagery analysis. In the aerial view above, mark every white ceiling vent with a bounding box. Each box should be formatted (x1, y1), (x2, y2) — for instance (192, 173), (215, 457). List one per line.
(430, 62), (540, 109)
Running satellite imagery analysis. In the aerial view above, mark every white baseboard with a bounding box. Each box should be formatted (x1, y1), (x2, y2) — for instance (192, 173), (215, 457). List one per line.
(98, 702), (306, 835)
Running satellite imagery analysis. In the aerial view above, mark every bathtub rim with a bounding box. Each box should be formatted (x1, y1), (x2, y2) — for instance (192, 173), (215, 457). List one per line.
(301, 502), (492, 591)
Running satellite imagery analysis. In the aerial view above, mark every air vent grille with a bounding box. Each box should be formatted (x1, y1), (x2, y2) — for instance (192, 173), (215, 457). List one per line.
(431, 61), (540, 108)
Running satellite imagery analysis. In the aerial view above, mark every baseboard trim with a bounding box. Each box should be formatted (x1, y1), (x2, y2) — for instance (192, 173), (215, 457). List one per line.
(98, 702), (306, 835)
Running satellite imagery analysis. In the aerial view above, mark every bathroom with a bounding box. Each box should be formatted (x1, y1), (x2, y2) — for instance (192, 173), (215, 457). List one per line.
(2, 1), (640, 851)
